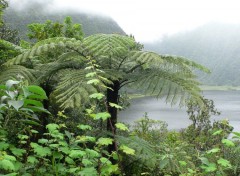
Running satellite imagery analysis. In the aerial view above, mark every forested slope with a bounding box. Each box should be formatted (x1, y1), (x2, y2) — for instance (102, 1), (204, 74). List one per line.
(3, 4), (125, 40)
(145, 23), (240, 86)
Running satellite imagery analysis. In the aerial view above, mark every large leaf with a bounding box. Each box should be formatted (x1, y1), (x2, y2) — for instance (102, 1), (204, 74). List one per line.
(27, 85), (48, 100)
(8, 100), (24, 111)
(5, 80), (20, 90)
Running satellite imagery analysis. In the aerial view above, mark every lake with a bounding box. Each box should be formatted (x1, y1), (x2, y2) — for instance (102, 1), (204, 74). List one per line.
(119, 90), (240, 131)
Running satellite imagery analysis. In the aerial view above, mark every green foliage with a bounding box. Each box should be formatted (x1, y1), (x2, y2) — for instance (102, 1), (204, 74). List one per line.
(0, 77), (136, 175)
(0, 40), (23, 66)
(27, 16), (84, 42)
(182, 97), (234, 150)
(3, 33), (208, 111)
(0, 0), (7, 26)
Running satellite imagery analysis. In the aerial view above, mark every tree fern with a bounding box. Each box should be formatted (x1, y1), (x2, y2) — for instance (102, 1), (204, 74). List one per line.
(2, 34), (209, 134)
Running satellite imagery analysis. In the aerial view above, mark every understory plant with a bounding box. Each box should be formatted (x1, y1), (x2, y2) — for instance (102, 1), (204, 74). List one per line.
(0, 58), (135, 176)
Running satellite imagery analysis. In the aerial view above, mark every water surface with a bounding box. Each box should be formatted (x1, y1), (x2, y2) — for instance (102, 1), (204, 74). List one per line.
(119, 91), (240, 131)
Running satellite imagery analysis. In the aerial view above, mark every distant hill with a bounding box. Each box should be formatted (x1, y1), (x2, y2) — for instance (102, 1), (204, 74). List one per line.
(145, 23), (240, 86)
(3, 4), (125, 40)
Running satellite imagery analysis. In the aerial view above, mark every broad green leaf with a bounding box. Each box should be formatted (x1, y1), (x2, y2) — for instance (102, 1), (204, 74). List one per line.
(97, 137), (113, 146)
(46, 123), (59, 132)
(0, 142), (9, 150)
(30, 129), (39, 134)
(0, 159), (15, 171)
(38, 138), (49, 144)
(78, 167), (98, 176)
(222, 139), (235, 147)
(65, 156), (75, 165)
(53, 151), (63, 159)
(8, 100), (24, 111)
(101, 164), (119, 175)
(100, 157), (111, 164)
(24, 99), (43, 107)
(76, 136), (96, 143)
(27, 85), (48, 100)
(94, 112), (111, 120)
(115, 123), (129, 131)
(109, 102), (122, 109)
(200, 157), (209, 165)
(82, 159), (93, 166)
(89, 93), (105, 100)
(10, 148), (26, 157)
(27, 156), (38, 164)
(201, 163), (217, 172)
(206, 148), (220, 154)
(4, 155), (16, 161)
(30, 143), (51, 157)
(69, 167), (79, 173)
(119, 145), (135, 155)
(25, 106), (50, 114)
(85, 149), (100, 158)
(6, 80), (20, 90)
(69, 150), (86, 159)
(77, 124), (92, 131)
(20, 119), (41, 126)
(179, 160), (187, 166)
(212, 130), (223, 136)
(217, 158), (232, 168)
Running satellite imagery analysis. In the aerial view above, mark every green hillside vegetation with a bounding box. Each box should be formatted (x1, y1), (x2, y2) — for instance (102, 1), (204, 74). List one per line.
(4, 3), (125, 40)
(145, 23), (240, 86)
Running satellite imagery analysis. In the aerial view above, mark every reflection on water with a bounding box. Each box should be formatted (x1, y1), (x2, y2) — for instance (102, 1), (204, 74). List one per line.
(119, 91), (240, 131)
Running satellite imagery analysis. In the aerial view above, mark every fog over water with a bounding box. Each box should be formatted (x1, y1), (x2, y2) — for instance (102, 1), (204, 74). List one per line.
(119, 91), (240, 131)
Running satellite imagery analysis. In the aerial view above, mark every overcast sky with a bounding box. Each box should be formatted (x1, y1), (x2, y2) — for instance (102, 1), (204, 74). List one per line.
(9, 0), (240, 42)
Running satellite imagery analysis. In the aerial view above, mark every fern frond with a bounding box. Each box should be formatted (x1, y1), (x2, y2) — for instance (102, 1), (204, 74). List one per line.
(0, 40), (25, 53)
(51, 69), (98, 109)
(35, 52), (86, 84)
(83, 34), (137, 61)
(5, 38), (84, 66)
(117, 135), (157, 172)
(134, 68), (202, 106)
(0, 65), (37, 83)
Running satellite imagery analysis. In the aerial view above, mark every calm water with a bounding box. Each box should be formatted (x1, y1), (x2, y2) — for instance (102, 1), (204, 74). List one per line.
(119, 91), (240, 131)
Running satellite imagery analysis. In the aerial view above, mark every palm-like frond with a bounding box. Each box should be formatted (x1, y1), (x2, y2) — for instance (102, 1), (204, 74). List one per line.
(133, 68), (202, 106)
(0, 65), (37, 83)
(0, 39), (25, 53)
(117, 135), (157, 173)
(51, 69), (97, 109)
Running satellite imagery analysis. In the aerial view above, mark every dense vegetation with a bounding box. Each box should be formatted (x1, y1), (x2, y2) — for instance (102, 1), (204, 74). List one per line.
(1, 1), (240, 175)
(4, 0), (125, 40)
(145, 23), (240, 86)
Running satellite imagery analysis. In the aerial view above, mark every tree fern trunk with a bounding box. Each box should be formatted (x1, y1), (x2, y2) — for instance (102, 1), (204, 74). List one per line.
(106, 81), (120, 160)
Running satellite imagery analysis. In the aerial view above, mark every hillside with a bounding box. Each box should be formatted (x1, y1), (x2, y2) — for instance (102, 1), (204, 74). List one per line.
(145, 23), (240, 86)
(3, 4), (125, 40)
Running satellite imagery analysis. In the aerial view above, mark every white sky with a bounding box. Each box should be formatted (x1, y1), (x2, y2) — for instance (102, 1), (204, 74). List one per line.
(11, 0), (240, 42)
